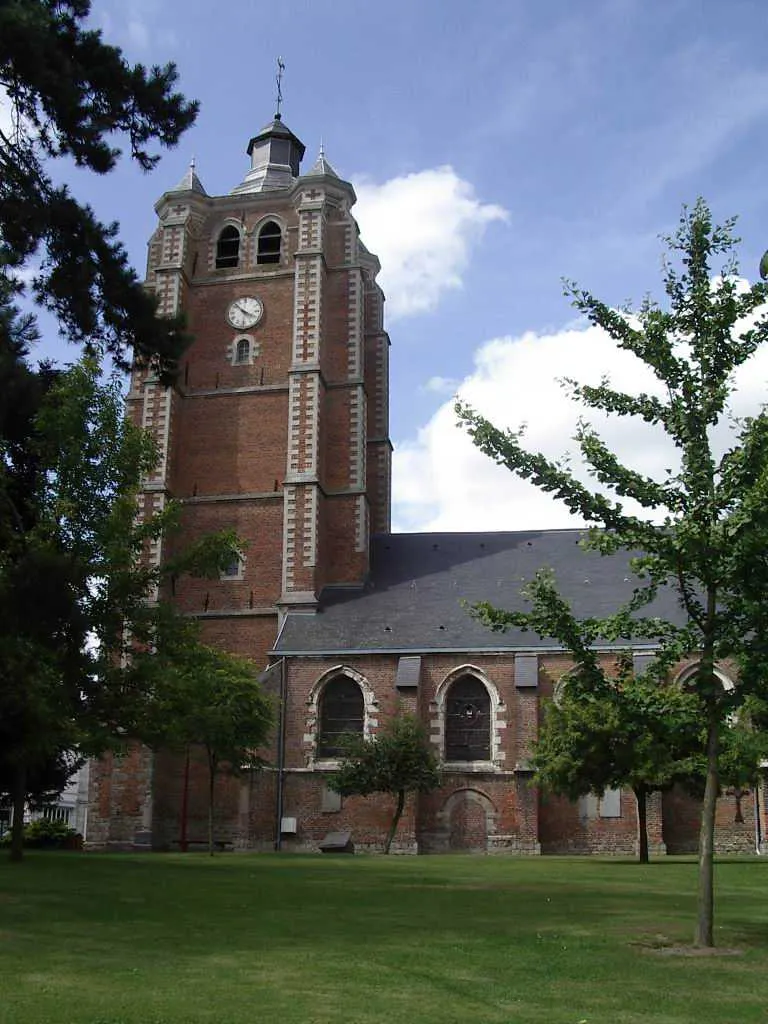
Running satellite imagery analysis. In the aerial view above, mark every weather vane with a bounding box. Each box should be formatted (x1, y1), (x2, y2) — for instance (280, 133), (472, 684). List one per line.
(276, 56), (285, 117)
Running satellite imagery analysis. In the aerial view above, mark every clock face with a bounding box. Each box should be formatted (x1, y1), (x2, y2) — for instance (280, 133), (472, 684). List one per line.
(227, 296), (263, 329)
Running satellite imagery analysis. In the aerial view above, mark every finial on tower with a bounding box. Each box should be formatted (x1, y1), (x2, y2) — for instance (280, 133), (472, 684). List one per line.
(275, 56), (285, 118)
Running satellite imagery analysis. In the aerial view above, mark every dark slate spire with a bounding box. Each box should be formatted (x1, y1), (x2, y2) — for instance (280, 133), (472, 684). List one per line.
(171, 156), (207, 195)
(305, 141), (341, 180)
(231, 114), (306, 194)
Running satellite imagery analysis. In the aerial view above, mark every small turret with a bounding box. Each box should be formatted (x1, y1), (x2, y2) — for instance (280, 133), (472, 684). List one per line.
(231, 59), (306, 194)
(305, 142), (340, 180)
(170, 156), (207, 196)
(231, 114), (306, 194)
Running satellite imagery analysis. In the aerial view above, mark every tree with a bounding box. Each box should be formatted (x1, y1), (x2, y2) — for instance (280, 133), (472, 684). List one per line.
(329, 714), (441, 854)
(0, 0), (197, 378)
(703, 697), (768, 825)
(457, 200), (768, 946)
(529, 627), (703, 863)
(0, 11), (219, 860)
(136, 623), (274, 855)
(0, 355), (240, 860)
(0, 747), (82, 815)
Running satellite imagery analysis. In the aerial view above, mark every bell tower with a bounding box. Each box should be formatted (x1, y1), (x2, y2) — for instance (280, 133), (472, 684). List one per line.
(137, 106), (390, 659)
(86, 103), (391, 849)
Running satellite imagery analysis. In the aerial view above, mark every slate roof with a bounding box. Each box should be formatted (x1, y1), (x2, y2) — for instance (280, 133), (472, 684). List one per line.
(172, 159), (207, 196)
(274, 530), (684, 656)
(305, 145), (341, 179)
(245, 114), (306, 158)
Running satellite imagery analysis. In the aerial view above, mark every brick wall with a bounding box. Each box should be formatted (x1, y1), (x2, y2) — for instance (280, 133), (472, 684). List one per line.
(662, 784), (757, 854)
(87, 744), (154, 849)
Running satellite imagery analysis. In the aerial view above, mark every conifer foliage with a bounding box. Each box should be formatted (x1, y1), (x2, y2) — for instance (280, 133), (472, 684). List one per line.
(0, 0), (198, 378)
(0, 1), (205, 860)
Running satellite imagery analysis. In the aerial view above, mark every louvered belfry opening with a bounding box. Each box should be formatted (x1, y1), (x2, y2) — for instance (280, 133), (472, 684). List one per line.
(318, 677), (364, 757)
(216, 225), (240, 268)
(445, 675), (490, 761)
(257, 220), (281, 264)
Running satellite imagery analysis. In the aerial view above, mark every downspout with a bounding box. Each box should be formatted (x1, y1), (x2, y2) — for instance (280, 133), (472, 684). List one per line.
(274, 657), (287, 851)
(755, 785), (763, 856)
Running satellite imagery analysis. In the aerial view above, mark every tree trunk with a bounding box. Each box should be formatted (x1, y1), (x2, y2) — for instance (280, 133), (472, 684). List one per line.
(696, 708), (719, 947)
(384, 789), (406, 854)
(9, 763), (27, 863)
(634, 786), (649, 864)
(207, 751), (216, 857)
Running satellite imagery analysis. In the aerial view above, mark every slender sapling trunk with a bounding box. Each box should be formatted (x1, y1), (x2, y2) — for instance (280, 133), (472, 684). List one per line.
(696, 707), (719, 947)
(384, 789), (406, 854)
(634, 786), (649, 864)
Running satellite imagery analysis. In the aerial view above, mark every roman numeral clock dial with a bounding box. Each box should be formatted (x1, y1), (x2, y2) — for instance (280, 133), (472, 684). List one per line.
(227, 296), (263, 329)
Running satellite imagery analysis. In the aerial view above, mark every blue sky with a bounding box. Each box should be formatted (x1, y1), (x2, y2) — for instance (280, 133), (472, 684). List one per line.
(12, 0), (768, 532)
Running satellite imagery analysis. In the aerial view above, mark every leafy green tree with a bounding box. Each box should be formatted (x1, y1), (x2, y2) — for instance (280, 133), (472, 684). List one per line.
(136, 622), (274, 855)
(528, 615), (703, 863)
(527, 588), (768, 859)
(457, 200), (768, 946)
(0, 356), (240, 861)
(329, 714), (441, 854)
(0, 0), (197, 378)
(702, 697), (768, 824)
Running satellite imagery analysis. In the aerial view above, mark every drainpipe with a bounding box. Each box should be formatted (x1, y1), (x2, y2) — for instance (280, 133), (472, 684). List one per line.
(755, 786), (763, 856)
(274, 658), (287, 851)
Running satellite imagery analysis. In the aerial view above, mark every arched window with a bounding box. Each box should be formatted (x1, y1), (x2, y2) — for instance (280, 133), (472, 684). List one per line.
(216, 225), (240, 269)
(676, 663), (737, 723)
(318, 676), (364, 758)
(234, 338), (250, 364)
(445, 675), (491, 761)
(256, 220), (281, 265)
(430, 665), (504, 771)
(677, 663), (735, 694)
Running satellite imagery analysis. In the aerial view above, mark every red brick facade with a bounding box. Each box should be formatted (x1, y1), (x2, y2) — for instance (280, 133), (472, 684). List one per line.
(87, 122), (767, 857)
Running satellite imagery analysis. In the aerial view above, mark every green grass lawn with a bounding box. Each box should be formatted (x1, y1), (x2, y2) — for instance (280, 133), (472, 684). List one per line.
(1, 853), (767, 1024)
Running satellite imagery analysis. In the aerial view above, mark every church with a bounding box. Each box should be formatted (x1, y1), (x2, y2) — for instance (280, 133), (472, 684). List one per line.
(87, 105), (763, 857)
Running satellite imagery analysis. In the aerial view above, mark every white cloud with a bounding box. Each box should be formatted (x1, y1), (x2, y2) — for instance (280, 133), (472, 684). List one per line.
(353, 166), (507, 321)
(392, 310), (768, 533)
(422, 376), (459, 395)
(92, 2), (176, 55)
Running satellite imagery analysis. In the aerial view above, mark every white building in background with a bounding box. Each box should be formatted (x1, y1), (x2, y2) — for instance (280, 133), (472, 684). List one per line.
(45, 761), (90, 836)
(0, 761), (90, 839)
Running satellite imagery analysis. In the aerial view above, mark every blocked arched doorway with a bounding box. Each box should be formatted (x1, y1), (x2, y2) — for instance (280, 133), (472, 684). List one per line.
(440, 789), (497, 852)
